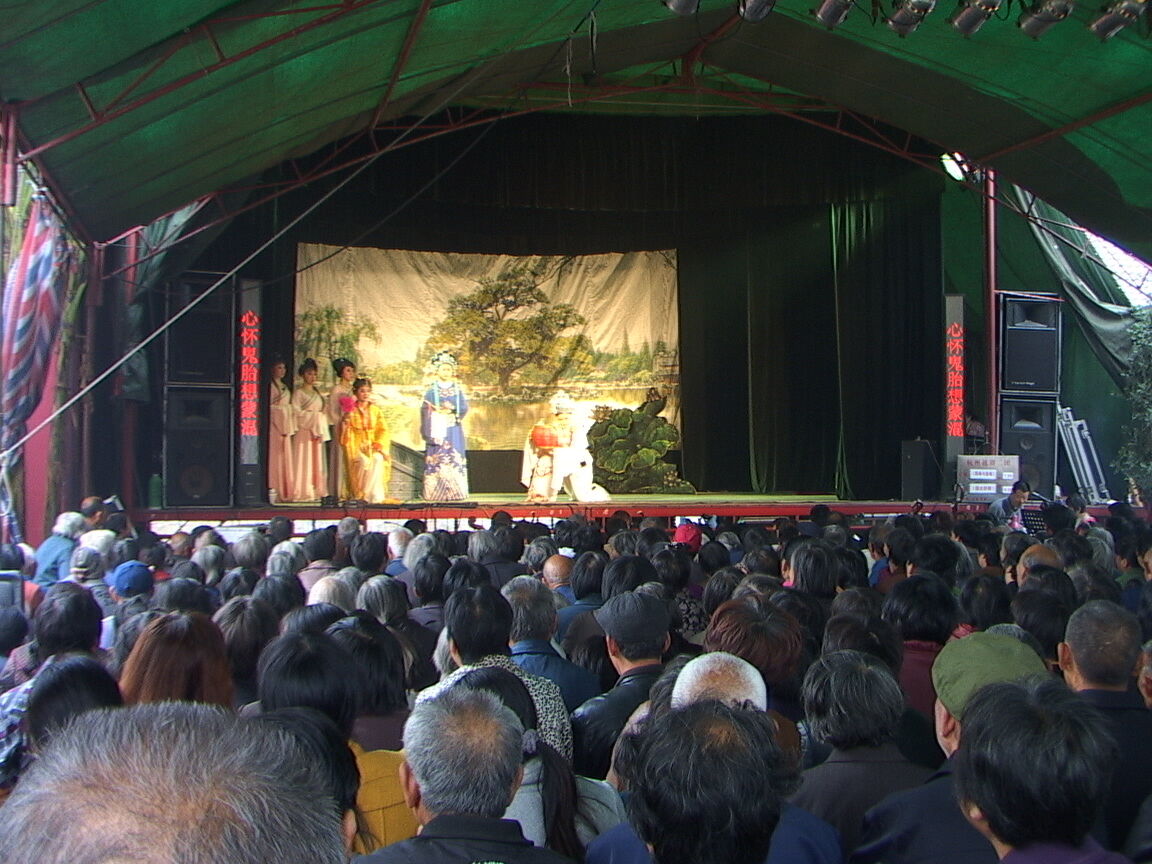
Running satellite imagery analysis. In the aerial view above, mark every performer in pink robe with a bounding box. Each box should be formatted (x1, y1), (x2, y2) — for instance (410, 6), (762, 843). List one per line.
(267, 360), (296, 504)
(287, 358), (329, 501)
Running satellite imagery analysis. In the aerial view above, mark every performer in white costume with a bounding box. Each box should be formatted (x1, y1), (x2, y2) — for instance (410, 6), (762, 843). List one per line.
(522, 391), (611, 503)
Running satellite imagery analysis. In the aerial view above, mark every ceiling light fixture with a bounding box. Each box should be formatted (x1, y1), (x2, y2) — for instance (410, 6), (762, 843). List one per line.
(739, 0), (778, 19)
(814, 0), (855, 27)
(1088, 0), (1147, 38)
(1017, 0), (1075, 37)
(664, 0), (700, 14)
(949, 0), (1002, 33)
(887, 0), (936, 34)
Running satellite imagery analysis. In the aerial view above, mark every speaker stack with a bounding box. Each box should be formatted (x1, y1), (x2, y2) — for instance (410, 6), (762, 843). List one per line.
(163, 274), (235, 506)
(999, 295), (1061, 499)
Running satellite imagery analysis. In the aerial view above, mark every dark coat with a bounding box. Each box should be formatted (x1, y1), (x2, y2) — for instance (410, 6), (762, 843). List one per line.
(571, 663), (662, 780)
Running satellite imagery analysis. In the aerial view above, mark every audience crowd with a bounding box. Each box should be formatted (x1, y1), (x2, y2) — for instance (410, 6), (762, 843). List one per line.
(1, 497), (1152, 863)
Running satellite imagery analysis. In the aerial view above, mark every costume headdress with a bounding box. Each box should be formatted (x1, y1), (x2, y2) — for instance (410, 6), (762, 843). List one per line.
(550, 391), (574, 414)
(431, 351), (458, 368)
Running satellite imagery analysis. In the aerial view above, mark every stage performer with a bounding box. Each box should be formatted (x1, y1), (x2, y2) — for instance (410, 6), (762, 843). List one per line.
(326, 358), (357, 500)
(420, 352), (470, 501)
(341, 377), (392, 504)
(268, 359), (296, 504)
(287, 358), (329, 501)
(522, 391), (611, 504)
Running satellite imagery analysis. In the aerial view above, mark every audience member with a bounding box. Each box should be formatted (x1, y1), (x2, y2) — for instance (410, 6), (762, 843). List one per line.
(503, 575), (601, 712)
(572, 592), (669, 779)
(419, 584), (572, 761)
(881, 574), (958, 719)
(792, 650), (932, 854)
(954, 677), (1127, 864)
(456, 666), (626, 857)
(356, 687), (571, 864)
(852, 632), (1048, 864)
(0, 702), (347, 863)
(1059, 600), (1152, 849)
(119, 611), (233, 708)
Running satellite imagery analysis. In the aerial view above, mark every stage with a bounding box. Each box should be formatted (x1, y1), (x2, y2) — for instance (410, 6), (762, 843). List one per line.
(133, 493), (998, 537)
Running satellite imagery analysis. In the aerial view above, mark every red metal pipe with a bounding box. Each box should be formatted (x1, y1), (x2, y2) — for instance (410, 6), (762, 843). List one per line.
(368, 0), (435, 130)
(0, 105), (17, 207)
(120, 231), (140, 510)
(980, 90), (1152, 163)
(680, 15), (742, 84)
(19, 0), (384, 162)
(984, 168), (1000, 454)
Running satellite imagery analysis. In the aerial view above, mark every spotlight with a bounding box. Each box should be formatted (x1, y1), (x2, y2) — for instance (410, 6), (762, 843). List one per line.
(1088, 0), (1146, 39)
(887, 0), (936, 34)
(1017, 0), (1074, 37)
(740, 0), (777, 19)
(664, 0), (700, 13)
(950, 0), (1002, 33)
(814, 0), (854, 27)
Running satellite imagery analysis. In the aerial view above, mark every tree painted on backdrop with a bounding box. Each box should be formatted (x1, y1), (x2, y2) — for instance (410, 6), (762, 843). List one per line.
(425, 265), (586, 391)
(294, 306), (380, 378)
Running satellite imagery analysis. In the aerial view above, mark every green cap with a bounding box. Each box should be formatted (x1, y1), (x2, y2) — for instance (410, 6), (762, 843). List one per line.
(931, 632), (1049, 717)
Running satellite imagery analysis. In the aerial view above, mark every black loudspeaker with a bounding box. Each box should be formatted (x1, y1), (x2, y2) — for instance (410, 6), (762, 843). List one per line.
(999, 396), (1057, 499)
(165, 274), (235, 385)
(901, 440), (938, 500)
(1001, 296), (1061, 393)
(165, 387), (233, 506)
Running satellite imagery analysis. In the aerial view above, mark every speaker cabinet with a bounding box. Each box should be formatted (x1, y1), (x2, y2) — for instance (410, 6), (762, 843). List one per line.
(901, 440), (938, 500)
(165, 387), (233, 506)
(999, 396), (1057, 499)
(165, 274), (235, 385)
(1001, 296), (1061, 394)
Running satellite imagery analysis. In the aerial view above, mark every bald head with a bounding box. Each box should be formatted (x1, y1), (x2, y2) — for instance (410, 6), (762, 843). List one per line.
(542, 555), (573, 591)
(1019, 543), (1064, 572)
(671, 652), (768, 711)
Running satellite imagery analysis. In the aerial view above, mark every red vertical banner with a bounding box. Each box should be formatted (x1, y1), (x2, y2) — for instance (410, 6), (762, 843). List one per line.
(945, 320), (965, 439)
(943, 295), (965, 493)
(238, 309), (261, 463)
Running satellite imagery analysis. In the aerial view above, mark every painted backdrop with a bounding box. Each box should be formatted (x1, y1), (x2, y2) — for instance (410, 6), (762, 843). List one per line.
(294, 246), (680, 451)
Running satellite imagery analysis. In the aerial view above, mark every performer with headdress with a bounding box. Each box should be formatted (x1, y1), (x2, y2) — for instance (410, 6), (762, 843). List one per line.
(420, 351), (470, 501)
(267, 359), (296, 504)
(522, 391), (611, 503)
(287, 358), (329, 501)
(341, 377), (391, 504)
(326, 358), (357, 499)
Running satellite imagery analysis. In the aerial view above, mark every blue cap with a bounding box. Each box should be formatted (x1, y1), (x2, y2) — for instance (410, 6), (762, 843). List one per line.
(111, 561), (154, 598)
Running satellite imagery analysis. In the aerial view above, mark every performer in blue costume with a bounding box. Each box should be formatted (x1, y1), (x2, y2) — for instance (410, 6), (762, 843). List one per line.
(421, 352), (470, 501)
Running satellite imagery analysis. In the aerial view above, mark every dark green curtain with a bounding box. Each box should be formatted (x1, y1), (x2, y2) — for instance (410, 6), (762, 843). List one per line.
(832, 195), (944, 500)
(679, 189), (942, 498)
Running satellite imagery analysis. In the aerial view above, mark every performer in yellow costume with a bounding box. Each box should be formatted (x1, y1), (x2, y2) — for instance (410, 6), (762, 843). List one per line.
(341, 377), (392, 504)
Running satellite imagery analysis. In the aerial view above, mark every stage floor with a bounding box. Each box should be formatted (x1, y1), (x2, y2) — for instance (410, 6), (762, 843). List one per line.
(134, 493), (986, 535)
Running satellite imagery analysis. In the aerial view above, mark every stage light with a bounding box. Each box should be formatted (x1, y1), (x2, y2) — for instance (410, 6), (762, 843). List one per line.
(950, 0), (1002, 34)
(1088, 0), (1146, 39)
(1017, 0), (1074, 37)
(814, 0), (854, 27)
(664, 0), (700, 14)
(739, 0), (777, 19)
(887, 0), (936, 34)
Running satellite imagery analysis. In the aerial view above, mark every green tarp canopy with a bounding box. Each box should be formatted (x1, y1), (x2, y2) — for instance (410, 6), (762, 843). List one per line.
(2, 0), (1150, 258)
